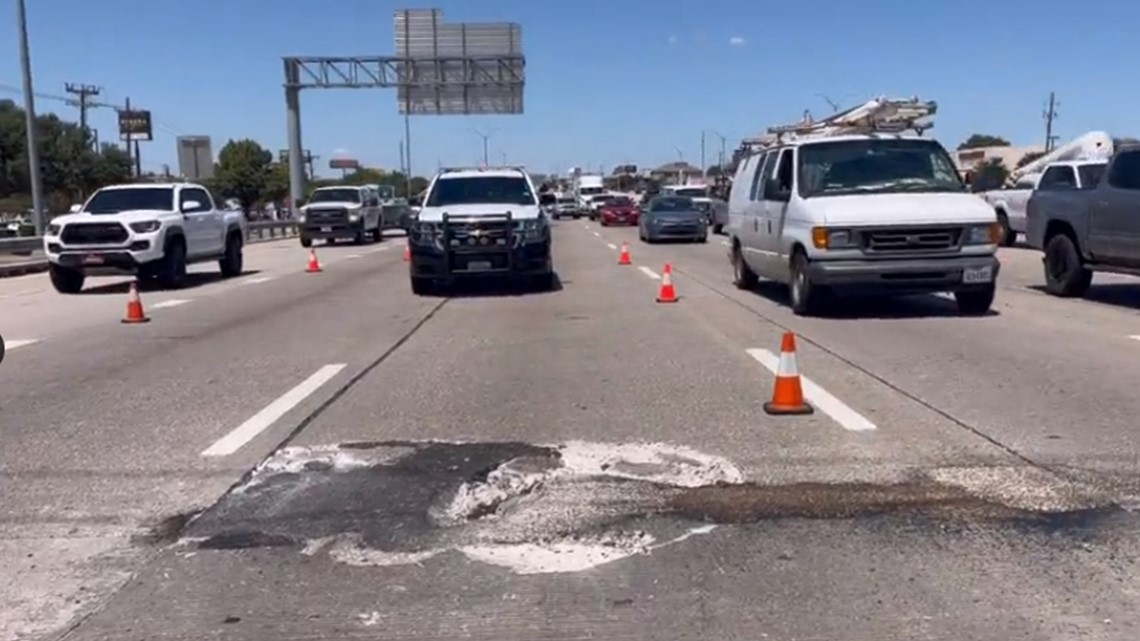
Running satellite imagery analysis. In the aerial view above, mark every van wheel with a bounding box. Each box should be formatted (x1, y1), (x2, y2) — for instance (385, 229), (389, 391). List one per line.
(732, 244), (758, 290)
(789, 251), (824, 316)
(955, 284), (996, 315)
(997, 212), (1016, 247)
(49, 263), (85, 294)
(1043, 233), (1092, 297)
(713, 223), (723, 234)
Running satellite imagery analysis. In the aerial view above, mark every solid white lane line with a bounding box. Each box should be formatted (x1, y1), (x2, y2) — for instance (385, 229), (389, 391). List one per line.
(151, 299), (191, 309)
(201, 363), (347, 457)
(746, 348), (878, 432)
(638, 266), (661, 280)
(607, 243), (618, 250)
(4, 339), (40, 350)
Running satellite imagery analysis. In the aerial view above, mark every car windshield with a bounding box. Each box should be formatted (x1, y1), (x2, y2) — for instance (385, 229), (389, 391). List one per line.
(426, 176), (536, 207)
(649, 197), (695, 212)
(797, 139), (965, 198)
(84, 187), (174, 214)
(670, 187), (707, 198)
(607, 197), (633, 206)
(308, 188), (362, 204)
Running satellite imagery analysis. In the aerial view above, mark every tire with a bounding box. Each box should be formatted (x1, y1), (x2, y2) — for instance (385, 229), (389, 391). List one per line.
(713, 223), (723, 235)
(731, 244), (758, 290)
(371, 224), (383, 242)
(1043, 233), (1092, 297)
(354, 228), (367, 245)
(789, 251), (823, 316)
(531, 272), (555, 291)
(697, 234), (708, 243)
(49, 263), (85, 294)
(218, 232), (244, 278)
(410, 276), (436, 296)
(300, 236), (312, 248)
(996, 211), (1016, 247)
(955, 284), (996, 315)
(156, 238), (188, 289)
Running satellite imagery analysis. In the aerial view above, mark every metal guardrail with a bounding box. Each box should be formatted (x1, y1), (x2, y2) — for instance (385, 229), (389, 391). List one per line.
(0, 221), (300, 277)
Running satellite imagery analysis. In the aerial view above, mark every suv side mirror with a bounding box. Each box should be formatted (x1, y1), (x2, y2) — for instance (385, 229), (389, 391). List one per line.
(68, 204), (81, 213)
(763, 179), (791, 202)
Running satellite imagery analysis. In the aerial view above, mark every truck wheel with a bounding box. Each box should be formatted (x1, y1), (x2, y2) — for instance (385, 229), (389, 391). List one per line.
(955, 284), (996, 315)
(410, 276), (436, 296)
(732, 244), (758, 290)
(49, 263), (85, 294)
(1043, 233), (1092, 297)
(371, 225), (383, 242)
(713, 223), (724, 234)
(300, 236), (312, 248)
(218, 231), (244, 278)
(156, 239), (188, 289)
(996, 212), (1016, 247)
(789, 251), (825, 316)
(530, 272), (555, 292)
(354, 229), (367, 245)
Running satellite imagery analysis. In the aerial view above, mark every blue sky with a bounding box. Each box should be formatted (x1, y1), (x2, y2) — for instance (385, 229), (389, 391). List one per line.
(1, 0), (1134, 178)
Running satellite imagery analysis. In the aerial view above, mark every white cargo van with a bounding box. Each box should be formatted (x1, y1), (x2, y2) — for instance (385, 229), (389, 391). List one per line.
(727, 97), (1002, 316)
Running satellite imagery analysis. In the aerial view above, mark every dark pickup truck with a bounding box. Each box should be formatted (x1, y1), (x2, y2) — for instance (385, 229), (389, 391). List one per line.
(1026, 146), (1140, 297)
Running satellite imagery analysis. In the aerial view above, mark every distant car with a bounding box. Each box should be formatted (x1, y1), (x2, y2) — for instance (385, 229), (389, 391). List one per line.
(598, 196), (639, 226)
(638, 196), (708, 243)
(552, 196), (579, 220)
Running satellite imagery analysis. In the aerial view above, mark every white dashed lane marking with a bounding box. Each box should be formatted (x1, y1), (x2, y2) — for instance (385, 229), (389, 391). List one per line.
(245, 277), (274, 285)
(745, 348), (878, 432)
(607, 243), (618, 250)
(638, 266), (661, 280)
(151, 299), (192, 310)
(4, 338), (40, 351)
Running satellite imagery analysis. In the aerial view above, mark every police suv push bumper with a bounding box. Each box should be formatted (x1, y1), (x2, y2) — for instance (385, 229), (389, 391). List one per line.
(408, 212), (551, 278)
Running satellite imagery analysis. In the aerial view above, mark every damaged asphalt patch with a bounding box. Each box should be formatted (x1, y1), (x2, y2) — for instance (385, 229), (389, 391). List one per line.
(169, 440), (1128, 575)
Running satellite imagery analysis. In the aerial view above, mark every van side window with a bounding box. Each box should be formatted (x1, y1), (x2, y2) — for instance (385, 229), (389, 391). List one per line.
(775, 150), (794, 190)
(753, 151), (779, 201)
(748, 153), (768, 201)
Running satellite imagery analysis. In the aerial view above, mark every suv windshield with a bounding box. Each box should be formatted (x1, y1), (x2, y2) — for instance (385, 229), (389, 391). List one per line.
(308, 188), (362, 204)
(670, 187), (707, 198)
(579, 186), (604, 196)
(797, 139), (965, 198)
(84, 187), (174, 214)
(649, 196), (695, 212)
(426, 176), (536, 207)
(607, 197), (633, 206)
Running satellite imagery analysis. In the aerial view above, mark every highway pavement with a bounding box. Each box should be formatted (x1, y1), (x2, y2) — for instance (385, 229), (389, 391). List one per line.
(1, 222), (1138, 640)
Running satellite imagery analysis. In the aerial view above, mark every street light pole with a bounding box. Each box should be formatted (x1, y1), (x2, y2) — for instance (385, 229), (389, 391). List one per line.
(16, 0), (45, 236)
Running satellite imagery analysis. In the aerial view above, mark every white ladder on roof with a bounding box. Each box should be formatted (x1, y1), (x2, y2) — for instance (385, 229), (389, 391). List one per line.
(767, 96), (938, 143)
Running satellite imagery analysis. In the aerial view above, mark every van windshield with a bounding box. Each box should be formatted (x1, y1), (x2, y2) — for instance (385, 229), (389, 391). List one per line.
(797, 139), (965, 198)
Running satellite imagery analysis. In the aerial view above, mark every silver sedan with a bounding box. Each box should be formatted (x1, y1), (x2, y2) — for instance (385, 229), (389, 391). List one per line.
(638, 196), (709, 243)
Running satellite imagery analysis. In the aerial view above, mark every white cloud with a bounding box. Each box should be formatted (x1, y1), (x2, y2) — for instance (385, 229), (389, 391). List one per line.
(667, 35), (677, 45)
(332, 147), (351, 156)
(729, 36), (746, 46)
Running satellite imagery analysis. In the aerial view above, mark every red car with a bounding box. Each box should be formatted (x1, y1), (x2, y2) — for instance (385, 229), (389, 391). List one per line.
(598, 197), (639, 226)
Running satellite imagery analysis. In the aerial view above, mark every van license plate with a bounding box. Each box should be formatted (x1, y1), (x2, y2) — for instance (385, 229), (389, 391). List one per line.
(468, 260), (492, 271)
(962, 266), (993, 284)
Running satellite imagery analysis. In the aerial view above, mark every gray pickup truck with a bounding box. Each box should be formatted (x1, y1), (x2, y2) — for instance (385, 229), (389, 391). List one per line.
(1026, 146), (1140, 297)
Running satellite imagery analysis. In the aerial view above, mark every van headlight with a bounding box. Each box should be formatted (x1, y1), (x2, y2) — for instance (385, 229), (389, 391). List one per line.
(965, 223), (1003, 245)
(811, 226), (859, 250)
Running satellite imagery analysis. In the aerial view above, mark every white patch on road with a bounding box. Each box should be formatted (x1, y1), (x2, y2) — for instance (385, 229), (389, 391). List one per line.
(593, 231), (601, 237)
(345, 254), (362, 260)
(3, 338), (39, 350)
(607, 243), (618, 250)
(200, 364), (347, 457)
(245, 277), (274, 285)
(720, 240), (730, 246)
(638, 266), (661, 280)
(746, 348), (878, 432)
(1129, 335), (1140, 343)
(150, 299), (191, 309)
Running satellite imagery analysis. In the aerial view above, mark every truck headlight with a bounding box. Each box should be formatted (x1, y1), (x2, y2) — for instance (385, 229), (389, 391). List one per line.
(348, 211), (361, 222)
(297, 213), (307, 223)
(129, 220), (161, 233)
(46, 223), (61, 236)
(811, 227), (859, 250)
(965, 223), (1002, 245)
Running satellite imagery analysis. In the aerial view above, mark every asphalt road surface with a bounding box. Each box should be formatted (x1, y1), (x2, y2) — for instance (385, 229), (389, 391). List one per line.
(2, 223), (1139, 641)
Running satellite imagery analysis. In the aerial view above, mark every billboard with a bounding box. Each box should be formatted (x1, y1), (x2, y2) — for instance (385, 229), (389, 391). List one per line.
(176, 136), (213, 180)
(329, 158), (359, 170)
(118, 110), (153, 142)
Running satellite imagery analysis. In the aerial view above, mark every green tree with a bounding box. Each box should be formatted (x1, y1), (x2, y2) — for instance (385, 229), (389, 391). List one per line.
(212, 139), (272, 211)
(958, 134), (1011, 150)
(971, 158), (1009, 191)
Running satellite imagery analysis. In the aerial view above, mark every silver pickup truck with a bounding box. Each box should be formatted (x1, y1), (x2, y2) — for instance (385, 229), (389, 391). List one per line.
(1026, 146), (1140, 297)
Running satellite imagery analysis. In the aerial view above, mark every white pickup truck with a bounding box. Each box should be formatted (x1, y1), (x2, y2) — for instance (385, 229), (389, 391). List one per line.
(43, 182), (247, 293)
(982, 160), (1107, 246)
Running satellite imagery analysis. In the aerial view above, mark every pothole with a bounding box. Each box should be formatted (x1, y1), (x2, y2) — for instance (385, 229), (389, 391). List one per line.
(165, 440), (1126, 575)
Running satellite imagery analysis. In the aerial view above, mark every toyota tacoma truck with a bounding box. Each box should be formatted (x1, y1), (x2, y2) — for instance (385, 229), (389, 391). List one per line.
(42, 182), (246, 294)
(407, 166), (554, 294)
(297, 185), (383, 247)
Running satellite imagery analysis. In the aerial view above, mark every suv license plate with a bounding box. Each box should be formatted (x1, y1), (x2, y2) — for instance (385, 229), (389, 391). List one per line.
(320, 226), (332, 233)
(962, 266), (993, 284)
(468, 260), (492, 271)
(82, 254), (104, 265)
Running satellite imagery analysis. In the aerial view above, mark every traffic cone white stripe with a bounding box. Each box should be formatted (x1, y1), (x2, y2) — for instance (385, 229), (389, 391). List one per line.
(776, 350), (798, 377)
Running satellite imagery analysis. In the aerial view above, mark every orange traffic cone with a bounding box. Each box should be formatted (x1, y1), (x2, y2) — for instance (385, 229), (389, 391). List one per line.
(306, 248), (322, 273)
(618, 242), (631, 265)
(121, 281), (150, 324)
(403, 242), (411, 262)
(656, 263), (679, 303)
(763, 332), (814, 415)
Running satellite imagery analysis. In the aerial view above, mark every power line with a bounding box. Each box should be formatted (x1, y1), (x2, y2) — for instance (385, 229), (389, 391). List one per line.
(0, 82), (184, 137)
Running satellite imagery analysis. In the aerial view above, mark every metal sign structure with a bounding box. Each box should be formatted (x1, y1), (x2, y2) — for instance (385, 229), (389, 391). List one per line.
(281, 8), (526, 209)
(176, 135), (213, 181)
(118, 110), (153, 142)
(329, 158), (359, 170)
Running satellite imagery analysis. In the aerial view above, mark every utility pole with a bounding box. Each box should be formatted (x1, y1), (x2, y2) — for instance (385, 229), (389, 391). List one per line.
(64, 82), (101, 145)
(1043, 91), (1060, 153)
(700, 131), (706, 173)
(473, 128), (491, 166)
(17, 0), (45, 235)
(304, 151), (318, 181)
(123, 97), (133, 176)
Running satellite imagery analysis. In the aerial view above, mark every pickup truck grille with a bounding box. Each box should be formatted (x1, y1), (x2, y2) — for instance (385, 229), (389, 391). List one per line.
(306, 208), (347, 223)
(61, 222), (129, 245)
(862, 227), (961, 253)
